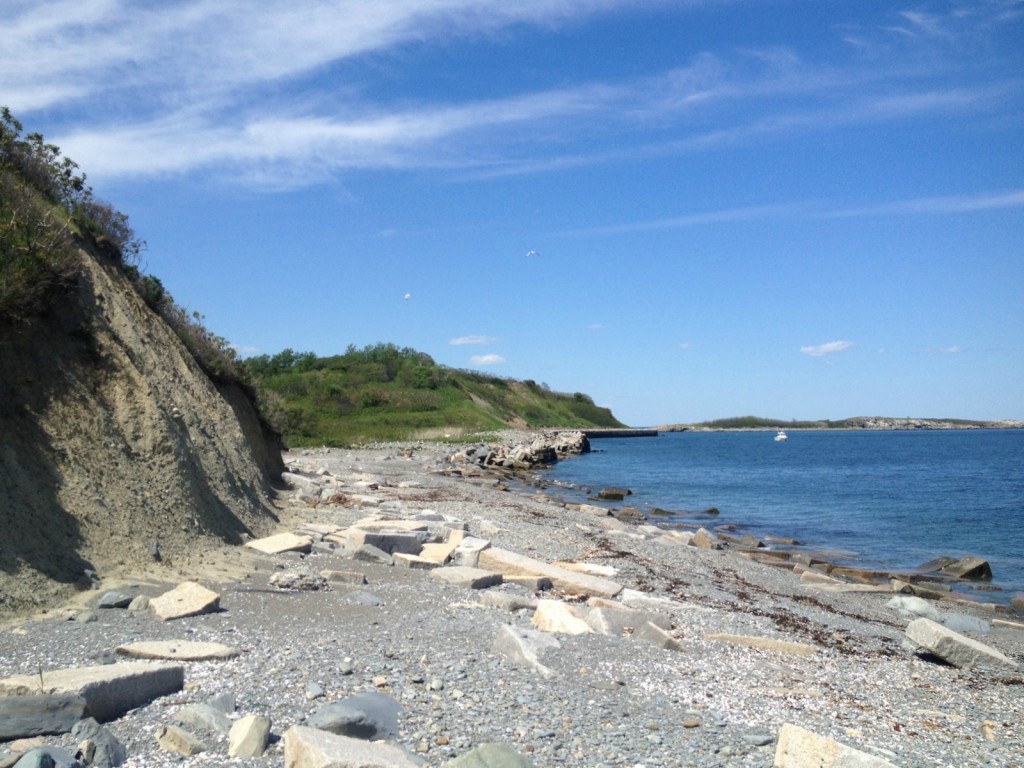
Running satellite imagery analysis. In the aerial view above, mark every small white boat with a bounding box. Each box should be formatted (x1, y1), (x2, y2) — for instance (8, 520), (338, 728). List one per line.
(774, 430), (788, 442)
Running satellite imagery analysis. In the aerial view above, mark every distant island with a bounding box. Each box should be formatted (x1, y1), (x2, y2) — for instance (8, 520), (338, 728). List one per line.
(656, 416), (1024, 432)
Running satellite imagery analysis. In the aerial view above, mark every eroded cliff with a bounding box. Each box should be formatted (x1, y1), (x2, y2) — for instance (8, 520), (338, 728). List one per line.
(0, 241), (283, 617)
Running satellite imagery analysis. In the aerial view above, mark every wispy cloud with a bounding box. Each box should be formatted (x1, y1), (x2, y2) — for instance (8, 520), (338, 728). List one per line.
(801, 340), (854, 357)
(564, 189), (1024, 236)
(3, 1), (1020, 186)
(470, 353), (505, 366)
(450, 335), (498, 346)
(938, 345), (962, 354)
(587, 323), (605, 331)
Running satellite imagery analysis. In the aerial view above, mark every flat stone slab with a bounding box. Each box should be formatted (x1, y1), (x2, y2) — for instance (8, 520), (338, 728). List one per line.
(704, 633), (818, 657)
(115, 641), (238, 661)
(0, 662), (184, 722)
(429, 566), (502, 589)
(283, 725), (421, 768)
(553, 560), (618, 577)
(0, 694), (87, 739)
(477, 547), (623, 598)
(149, 581), (221, 621)
(775, 723), (896, 767)
(393, 552), (440, 569)
(906, 617), (1017, 669)
(492, 625), (560, 679)
(245, 532), (313, 555)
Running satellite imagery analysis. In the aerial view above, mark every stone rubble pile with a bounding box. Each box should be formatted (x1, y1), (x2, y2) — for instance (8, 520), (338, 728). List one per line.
(446, 431), (589, 470)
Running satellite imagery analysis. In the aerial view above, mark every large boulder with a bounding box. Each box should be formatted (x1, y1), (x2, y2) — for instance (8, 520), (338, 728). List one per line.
(905, 618), (1017, 669)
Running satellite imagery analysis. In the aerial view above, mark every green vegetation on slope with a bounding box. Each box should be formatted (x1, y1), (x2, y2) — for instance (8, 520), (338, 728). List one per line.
(243, 345), (626, 446)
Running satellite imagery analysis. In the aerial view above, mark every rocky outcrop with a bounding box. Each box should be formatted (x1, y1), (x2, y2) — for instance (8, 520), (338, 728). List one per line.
(0, 243), (282, 619)
(447, 431), (589, 470)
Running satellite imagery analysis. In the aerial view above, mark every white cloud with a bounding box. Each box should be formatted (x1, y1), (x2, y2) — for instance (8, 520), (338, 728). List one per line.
(587, 323), (605, 331)
(470, 354), (505, 366)
(449, 335), (497, 346)
(801, 340), (854, 357)
(939, 345), (962, 354)
(677, 342), (694, 350)
(4, 0), (1019, 187)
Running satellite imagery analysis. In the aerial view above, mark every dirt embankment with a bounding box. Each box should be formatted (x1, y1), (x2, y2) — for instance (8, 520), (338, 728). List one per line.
(0, 242), (283, 618)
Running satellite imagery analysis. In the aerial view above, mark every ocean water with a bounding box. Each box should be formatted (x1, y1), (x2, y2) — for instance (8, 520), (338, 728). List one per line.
(543, 429), (1024, 601)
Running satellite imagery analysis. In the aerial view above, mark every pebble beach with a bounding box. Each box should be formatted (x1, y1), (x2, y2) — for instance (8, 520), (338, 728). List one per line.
(2, 436), (1022, 768)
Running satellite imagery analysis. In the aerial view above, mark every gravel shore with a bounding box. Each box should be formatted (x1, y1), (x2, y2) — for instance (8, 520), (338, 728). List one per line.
(2, 440), (1022, 767)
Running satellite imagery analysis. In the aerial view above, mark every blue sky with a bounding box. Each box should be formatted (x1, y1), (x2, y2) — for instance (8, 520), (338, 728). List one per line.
(3, 0), (1022, 426)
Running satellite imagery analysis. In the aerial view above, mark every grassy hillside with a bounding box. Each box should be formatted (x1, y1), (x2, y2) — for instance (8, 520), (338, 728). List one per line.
(242, 345), (626, 446)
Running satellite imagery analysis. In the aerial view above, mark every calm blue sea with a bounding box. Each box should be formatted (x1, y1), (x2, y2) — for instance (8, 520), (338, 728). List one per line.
(544, 430), (1024, 601)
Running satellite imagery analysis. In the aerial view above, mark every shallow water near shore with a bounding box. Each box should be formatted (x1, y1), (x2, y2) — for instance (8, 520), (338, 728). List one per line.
(544, 429), (1024, 600)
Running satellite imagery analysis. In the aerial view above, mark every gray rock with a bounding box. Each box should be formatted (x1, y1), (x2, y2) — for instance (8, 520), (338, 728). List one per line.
(12, 748), (83, 768)
(0, 662), (185, 722)
(443, 742), (537, 767)
(351, 543), (394, 565)
(492, 625), (560, 678)
(96, 592), (132, 609)
(940, 556), (992, 581)
(172, 703), (232, 735)
(206, 692), (236, 714)
(74, 612), (97, 624)
(0, 694), (87, 739)
(345, 590), (383, 607)
(478, 592), (538, 613)
(741, 730), (775, 747)
(906, 617), (1017, 669)
(70, 718), (126, 768)
(941, 613), (990, 634)
(307, 691), (401, 741)
(268, 570), (329, 591)
(305, 682), (324, 701)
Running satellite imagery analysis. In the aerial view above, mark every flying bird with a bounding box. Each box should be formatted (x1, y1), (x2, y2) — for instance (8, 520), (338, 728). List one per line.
(525, 250), (539, 257)
(404, 292), (412, 300)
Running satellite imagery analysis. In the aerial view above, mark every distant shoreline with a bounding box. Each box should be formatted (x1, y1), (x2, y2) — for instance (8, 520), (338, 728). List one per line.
(654, 417), (1024, 432)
